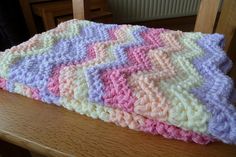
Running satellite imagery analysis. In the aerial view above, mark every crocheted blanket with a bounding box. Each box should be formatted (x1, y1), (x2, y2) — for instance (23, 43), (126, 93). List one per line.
(0, 20), (235, 144)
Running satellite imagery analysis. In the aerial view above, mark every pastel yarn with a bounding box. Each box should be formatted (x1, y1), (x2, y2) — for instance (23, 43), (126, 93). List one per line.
(0, 20), (235, 144)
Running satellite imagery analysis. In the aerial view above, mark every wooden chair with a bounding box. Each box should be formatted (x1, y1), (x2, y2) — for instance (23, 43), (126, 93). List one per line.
(32, 0), (73, 30)
(19, 0), (38, 36)
(0, 0), (236, 157)
(19, 0), (112, 32)
(32, 0), (111, 30)
(194, 0), (236, 52)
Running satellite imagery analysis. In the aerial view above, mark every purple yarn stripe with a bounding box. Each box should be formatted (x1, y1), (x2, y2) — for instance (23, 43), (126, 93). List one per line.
(8, 23), (118, 104)
(86, 26), (149, 103)
(192, 33), (236, 144)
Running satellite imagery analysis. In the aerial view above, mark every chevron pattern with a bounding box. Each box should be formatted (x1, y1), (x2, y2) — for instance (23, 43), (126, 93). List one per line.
(0, 20), (235, 144)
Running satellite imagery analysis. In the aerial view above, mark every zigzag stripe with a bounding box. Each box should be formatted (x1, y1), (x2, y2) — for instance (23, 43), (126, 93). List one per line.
(54, 28), (209, 137)
(7, 23), (118, 104)
(100, 30), (180, 118)
(192, 34), (236, 144)
(157, 33), (209, 133)
(1, 20), (235, 144)
(47, 25), (122, 96)
(0, 20), (91, 79)
(129, 31), (183, 121)
(101, 28), (165, 112)
(0, 75), (214, 144)
(86, 25), (149, 103)
(58, 25), (138, 102)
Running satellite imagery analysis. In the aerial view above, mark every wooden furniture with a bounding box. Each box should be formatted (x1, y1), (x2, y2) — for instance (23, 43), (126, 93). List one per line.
(32, 0), (73, 30)
(0, 140), (31, 157)
(194, 0), (236, 52)
(1, 0), (236, 157)
(215, 0), (236, 53)
(19, 0), (112, 32)
(19, 0), (55, 35)
(19, 0), (38, 36)
(1, 91), (236, 157)
(72, 0), (111, 20)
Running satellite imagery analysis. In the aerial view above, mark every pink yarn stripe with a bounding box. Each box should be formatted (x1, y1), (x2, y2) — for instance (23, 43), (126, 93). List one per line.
(47, 26), (120, 96)
(101, 46), (155, 112)
(0, 78), (7, 90)
(47, 44), (96, 96)
(30, 88), (41, 100)
(101, 29), (165, 112)
(141, 119), (215, 144)
(141, 28), (165, 45)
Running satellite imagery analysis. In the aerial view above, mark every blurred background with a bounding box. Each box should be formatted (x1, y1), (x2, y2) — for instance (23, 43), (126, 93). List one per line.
(0, 0), (206, 51)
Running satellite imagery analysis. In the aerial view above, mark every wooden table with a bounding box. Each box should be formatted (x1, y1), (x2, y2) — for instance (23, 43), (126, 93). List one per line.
(0, 90), (236, 157)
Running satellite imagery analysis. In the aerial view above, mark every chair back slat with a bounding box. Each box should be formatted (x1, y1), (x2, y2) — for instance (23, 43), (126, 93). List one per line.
(194, 0), (221, 33)
(216, 0), (236, 51)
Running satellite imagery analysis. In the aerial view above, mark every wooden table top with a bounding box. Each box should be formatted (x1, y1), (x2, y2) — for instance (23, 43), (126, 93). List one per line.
(0, 89), (236, 157)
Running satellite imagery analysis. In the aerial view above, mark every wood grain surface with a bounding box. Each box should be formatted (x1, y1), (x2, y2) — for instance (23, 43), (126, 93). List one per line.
(32, 0), (73, 30)
(0, 90), (236, 157)
(72, 0), (87, 20)
(216, 0), (236, 51)
(194, 0), (221, 33)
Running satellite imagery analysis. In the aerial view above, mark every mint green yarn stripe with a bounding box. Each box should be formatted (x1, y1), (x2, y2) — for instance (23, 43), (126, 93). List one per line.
(160, 32), (210, 134)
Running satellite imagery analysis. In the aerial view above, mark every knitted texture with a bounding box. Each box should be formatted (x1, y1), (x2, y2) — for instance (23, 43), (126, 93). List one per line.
(0, 20), (235, 144)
